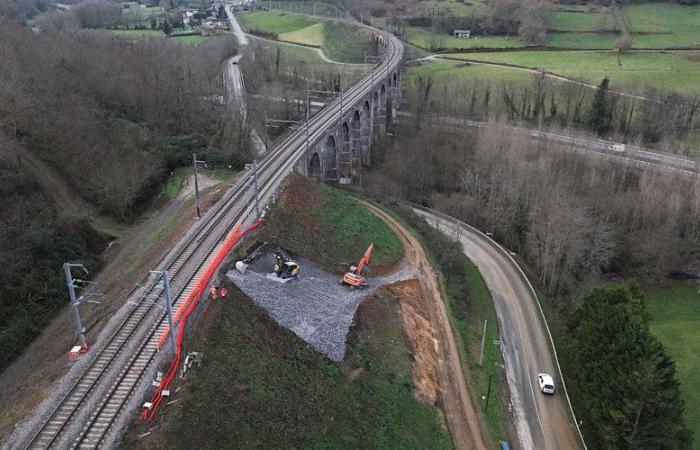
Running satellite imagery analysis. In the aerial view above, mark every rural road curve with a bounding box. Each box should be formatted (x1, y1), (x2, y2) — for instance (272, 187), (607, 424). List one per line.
(362, 201), (490, 450)
(412, 206), (582, 450)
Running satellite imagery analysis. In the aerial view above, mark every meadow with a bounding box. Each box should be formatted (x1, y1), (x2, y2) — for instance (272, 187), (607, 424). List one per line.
(445, 50), (700, 93)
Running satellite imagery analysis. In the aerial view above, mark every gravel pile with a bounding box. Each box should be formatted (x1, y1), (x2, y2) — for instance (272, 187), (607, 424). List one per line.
(227, 254), (413, 361)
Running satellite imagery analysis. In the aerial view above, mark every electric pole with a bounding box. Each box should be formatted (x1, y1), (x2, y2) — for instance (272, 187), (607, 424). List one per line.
(192, 152), (207, 219)
(479, 319), (487, 367)
(63, 263), (89, 351)
(151, 270), (177, 352)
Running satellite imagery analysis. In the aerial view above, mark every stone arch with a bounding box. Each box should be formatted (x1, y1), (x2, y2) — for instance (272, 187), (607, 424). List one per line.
(308, 152), (321, 180)
(341, 121), (350, 153)
(372, 91), (380, 137)
(324, 134), (337, 181)
(380, 84), (386, 99)
(362, 100), (371, 164)
(351, 110), (361, 175)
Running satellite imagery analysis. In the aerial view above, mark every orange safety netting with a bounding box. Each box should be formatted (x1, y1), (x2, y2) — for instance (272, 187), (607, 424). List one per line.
(140, 219), (263, 421)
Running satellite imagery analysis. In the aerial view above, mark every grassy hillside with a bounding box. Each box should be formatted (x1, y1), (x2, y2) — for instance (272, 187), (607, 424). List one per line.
(122, 281), (452, 449)
(256, 174), (403, 273)
(322, 21), (375, 64)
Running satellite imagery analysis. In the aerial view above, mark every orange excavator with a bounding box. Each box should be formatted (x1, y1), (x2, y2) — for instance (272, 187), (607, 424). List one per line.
(342, 243), (374, 288)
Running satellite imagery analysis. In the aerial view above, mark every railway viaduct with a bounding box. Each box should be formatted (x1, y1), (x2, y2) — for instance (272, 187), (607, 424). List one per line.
(295, 34), (402, 185)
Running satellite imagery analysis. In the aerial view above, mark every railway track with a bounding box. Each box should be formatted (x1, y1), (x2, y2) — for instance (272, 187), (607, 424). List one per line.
(21, 22), (403, 450)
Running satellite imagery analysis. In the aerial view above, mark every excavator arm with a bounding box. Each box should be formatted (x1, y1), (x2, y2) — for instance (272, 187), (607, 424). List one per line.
(354, 243), (374, 275)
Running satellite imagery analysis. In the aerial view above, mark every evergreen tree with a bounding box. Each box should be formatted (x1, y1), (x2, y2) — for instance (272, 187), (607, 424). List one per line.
(566, 288), (692, 449)
(588, 76), (612, 135)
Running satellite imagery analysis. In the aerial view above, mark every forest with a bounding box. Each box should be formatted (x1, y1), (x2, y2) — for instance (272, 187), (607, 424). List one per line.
(0, 21), (242, 368)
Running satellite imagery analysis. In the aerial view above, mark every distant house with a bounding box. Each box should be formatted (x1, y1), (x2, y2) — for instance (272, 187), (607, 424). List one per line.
(453, 29), (471, 39)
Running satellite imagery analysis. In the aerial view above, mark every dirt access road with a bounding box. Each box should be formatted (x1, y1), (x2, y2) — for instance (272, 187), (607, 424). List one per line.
(413, 206), (582, 450)
(361, 200), (489, 450)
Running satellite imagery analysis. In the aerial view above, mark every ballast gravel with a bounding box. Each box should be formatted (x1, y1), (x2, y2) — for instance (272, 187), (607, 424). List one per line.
(227, 255), (413, 361)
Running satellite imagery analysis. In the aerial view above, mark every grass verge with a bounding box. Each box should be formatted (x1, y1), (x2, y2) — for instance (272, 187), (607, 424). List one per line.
(125, 212), (179, 275)
(121, 281), (452, 449)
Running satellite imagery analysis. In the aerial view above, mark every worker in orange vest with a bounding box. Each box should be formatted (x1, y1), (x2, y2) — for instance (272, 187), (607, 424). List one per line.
(219, 286), (228, 298)
(210, 285), (218, 299)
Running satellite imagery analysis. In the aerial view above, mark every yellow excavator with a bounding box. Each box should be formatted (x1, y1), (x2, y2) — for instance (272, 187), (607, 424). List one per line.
(342, 243), (373, 288)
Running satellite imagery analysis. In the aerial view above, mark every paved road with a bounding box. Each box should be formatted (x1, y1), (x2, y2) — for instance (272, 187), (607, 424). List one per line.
(412, 206), (582, 450)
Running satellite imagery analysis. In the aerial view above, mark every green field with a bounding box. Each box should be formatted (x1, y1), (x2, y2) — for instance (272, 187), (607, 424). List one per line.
(623, 3), (700, 48)
(257, 0), (347, 18)
(552, 10), (615, 32)
(545, 32), (619, 49)
(446, 50), (700, 93)
(122, 3), (162, 21)
(406, 26), (525, 50)
(239, 10), (319, 35)
(406, 59), (534, 85)
(121, 283), (452, 449)
(413, 0), (489, 16)
(240, 11), (371, 63)
(252, 35), (325, 61)
(171, 34), (209, 45)
(110, 29), (211, 45)
(406, 3), (700, 51)
(279, 22), (324, 47)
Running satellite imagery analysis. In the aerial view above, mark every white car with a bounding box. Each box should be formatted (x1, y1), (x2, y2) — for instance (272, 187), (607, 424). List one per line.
(537, 373), (555, 395)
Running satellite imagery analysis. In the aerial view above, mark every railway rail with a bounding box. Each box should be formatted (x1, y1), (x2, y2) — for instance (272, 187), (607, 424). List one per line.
(20, 21), (403, 450)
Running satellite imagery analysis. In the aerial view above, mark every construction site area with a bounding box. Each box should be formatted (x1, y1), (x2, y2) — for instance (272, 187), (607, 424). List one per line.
(227, 241), (413, 361)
